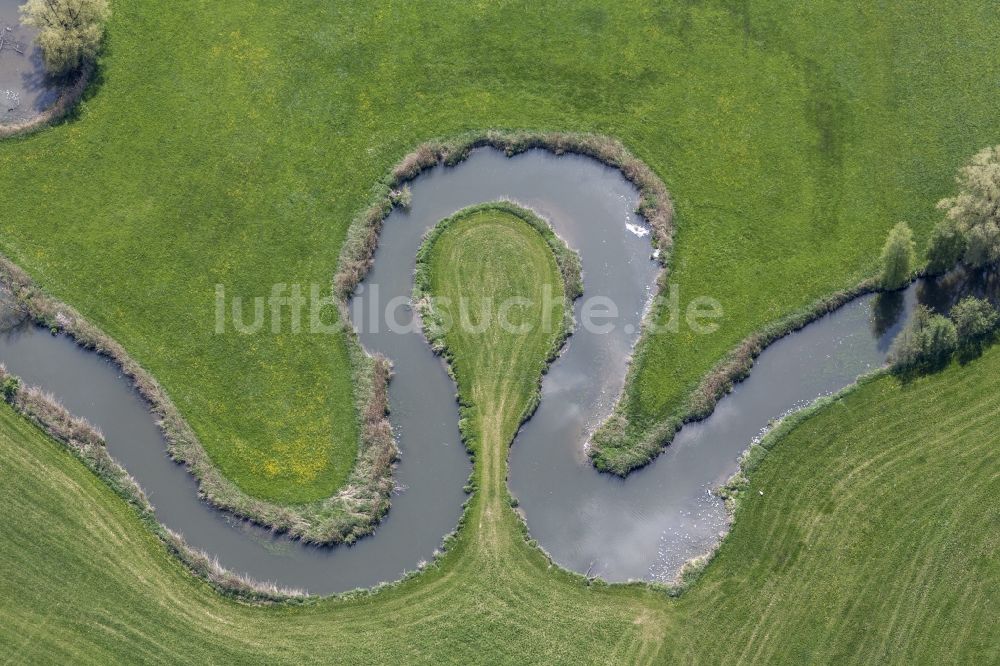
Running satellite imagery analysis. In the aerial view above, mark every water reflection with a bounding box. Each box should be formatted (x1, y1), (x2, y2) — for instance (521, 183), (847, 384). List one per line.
(871, 291), (906, 342)
(917, 267), (1000, 314)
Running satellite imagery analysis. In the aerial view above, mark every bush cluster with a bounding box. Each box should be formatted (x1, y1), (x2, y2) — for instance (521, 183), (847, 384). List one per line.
(1, 375), (20, 402)
(889, 296), (999, 372)
(951, 296), (999, 343)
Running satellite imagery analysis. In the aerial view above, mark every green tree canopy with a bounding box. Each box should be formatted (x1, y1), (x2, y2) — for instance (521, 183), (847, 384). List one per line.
(925, 216), (966, 275)
(889, 305), (958, 370)
(879, 221), (916, 290)
(933, 145), (1000, 271)
(950, 296), (999, 344)
(20, 0), (111, 78)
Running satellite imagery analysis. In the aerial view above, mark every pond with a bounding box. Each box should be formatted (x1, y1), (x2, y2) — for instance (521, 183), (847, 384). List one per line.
(1, 147), (986, 593)
(0, 0), (58, 126)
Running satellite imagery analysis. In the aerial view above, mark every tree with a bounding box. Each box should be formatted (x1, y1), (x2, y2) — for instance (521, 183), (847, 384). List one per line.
(19, 0), (110, 78)
(950, 296), (999, 344)
(937, 145), (1000, 270)
(879, 221), (915, 290)
(923, 313), (959, 366)
(925, 217), (966, 275)
(889, 305), (929, 369)
(963, 220), (1000, 269)
(889, 305), (958, 371)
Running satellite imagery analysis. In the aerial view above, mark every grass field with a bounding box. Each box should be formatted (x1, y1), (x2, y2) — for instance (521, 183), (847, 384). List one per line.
(418, 204), (575, 455)
(1, 212), (997, 663)
(2, 1), (1000, 500)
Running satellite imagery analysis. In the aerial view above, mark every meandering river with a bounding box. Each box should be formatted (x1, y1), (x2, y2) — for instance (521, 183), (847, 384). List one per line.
(1, 148), (972, 593)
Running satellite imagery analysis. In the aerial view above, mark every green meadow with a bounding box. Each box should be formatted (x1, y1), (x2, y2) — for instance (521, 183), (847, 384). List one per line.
(2, 0), (999, 662)
(2, 1), (1000, 501)
(1, 211), (996, 663)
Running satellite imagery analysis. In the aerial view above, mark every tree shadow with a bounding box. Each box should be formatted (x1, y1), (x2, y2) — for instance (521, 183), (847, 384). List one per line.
(956, 331), (999, 365)
(891, 353), (954, 384)
(871, 291), (905, 339)
(26, 32), (111, 132)
(917, 266), (1000, 315)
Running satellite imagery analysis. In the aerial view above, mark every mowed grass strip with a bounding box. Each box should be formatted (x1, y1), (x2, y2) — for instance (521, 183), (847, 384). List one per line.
(3, 1), (1000, 498)
(418, 205), (578, 441)
(1, 210), (998, 663)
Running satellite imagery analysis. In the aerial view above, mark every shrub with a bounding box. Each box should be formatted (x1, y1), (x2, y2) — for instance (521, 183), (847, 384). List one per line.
(1, 376), (20, 402)
(889, 305), (958, 371)
(923, 313), (959, 365)
(888, 313), (925, 369)
(20, 0), (111, 78)
(389, 185), (412, 210)
(879, 221), (915, 290)
(950, 296), (999, 344)
(937, 145), (1000, 270)
(925, 217), (967, 275)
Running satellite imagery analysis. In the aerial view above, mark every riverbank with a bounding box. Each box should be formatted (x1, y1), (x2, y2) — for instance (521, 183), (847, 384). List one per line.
(0, 363), (303, 601)
(0, 0), (84, 139)
(0, 254), (398, 545)
(588, 276), (882, 475)
(0, 67), (87, 139)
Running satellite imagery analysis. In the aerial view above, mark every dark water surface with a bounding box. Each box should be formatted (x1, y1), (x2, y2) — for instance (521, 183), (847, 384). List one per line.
(0, 0), (57, 125)
(0, 147), (967, 592)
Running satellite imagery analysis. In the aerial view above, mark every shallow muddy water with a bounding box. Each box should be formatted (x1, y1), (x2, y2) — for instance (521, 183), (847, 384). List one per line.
(0, 147), (981, 593)
(0, 0), (57, 125)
